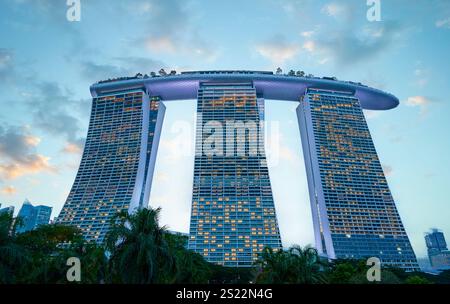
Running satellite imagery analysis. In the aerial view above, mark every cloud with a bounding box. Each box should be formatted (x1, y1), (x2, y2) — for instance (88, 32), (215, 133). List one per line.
(436, 17), (450, 28)
(1, 185), (17, 195)
(143, 33), (219, 63)
(404, 96), (433, 115)
(0, 126), (41, 162)
(119, 0), (219, 62)
(255, 35), (300, 66)
(363, 110), (382, 120)
(79, 62), (126, 81)
(0, 48), (87, 155)
(138, 0), (188, 38)
(413, 67), (430, 88)
(300, 31), (315, 38)
(0, 49), (13, 69)
(278, 146), (301, 164)
(7, 0), (84, 51)
(0, 125), (55, 181)
(0, 49), (14, 81)
(187, 32), (220, 63)
(0, 155), (54, 179)
(80, 56), (166, 81)
(146, 36), (177, 54)
(160, 136), (194, 163)
(405, 96), (431, 107)
(320, 1), (358, 22)
(266, 130), (301, 168)
(63, 141), (84, 155)
(302, 40), (316, 52)
(10, 0), (66, 13)
(279, 0), (314, 15)
(321, 2), (347, 18)
(318, 57), (330, 65)
(22, 81), (88, 151)
(302, 21), (404, 66)
(382, 165), (394, 177)
(155, 172), (169, 183)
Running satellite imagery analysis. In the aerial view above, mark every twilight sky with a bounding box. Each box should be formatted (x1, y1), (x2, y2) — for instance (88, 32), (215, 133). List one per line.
(0, 0), (449, 258)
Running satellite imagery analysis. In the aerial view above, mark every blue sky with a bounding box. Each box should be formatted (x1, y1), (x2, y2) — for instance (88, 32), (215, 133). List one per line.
(0, 0), (449, 258)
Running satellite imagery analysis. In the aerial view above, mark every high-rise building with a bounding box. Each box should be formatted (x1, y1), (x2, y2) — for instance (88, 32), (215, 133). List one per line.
(57, 89), (165, 242)
(0, 204), (15, 215)
(425, 229), (448, 252)
(425, 229), (450, 270)
(15, 199), (52, 233)
(297, 88), (418, 271)
(188, 82), (282, 266)
(57, 71), (418, 270)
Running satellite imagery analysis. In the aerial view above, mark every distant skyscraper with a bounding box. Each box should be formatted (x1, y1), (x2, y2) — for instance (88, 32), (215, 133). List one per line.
(15, 199), (52, 233)
(425, 229), (450, 270)
(425, 229), (448, 252)
(297, 88), (418, 271)
(188, 82), (282, 266)
(0, 204), (15, 215)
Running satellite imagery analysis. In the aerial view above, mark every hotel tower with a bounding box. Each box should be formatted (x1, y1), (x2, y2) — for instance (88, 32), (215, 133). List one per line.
(57, 71), (418, 271)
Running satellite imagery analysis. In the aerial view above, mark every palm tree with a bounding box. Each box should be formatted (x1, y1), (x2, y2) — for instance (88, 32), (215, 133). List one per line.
(173, 249), (212, 284)
(163, 232), (212, 284)
(255, 245), (327, 284)
(255, 247), (290, 283)
(289, 246), (327, 284)
(105, 207), (174, 284)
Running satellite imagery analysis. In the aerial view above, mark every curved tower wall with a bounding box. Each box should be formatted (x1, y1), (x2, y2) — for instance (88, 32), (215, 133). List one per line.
(297, 88), (418, 271)
(57, 90), (165, 242)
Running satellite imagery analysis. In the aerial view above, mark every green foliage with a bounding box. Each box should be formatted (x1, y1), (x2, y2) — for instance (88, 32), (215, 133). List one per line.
(327, 259), (405, 284)
(255, 245), (327, 284)
(405, 275), (432, 284)
(2, 208), (450, 285)
(1, 207), (220, 284)
(105, 209), (218, 284)
(163, 232), (211, 284)
(0, 212), (25, 283)
(105, 208), (175, 284)
(327, 261), (360, 284)
(346, 270), (402, 284)
(16, 224), (106, 284)
(1, 211), (108, 284)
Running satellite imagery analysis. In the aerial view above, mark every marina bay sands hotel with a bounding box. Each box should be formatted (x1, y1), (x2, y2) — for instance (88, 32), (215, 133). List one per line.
(57, 70), (419, 271)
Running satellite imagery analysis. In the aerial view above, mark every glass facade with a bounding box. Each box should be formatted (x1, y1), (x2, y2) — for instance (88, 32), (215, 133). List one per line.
(297, 88), (419, 271)
(57, 90), (165, 243)
(59, 72), (417, 270)
(188, 82), (282, 267)
(0, 206), (14, 215)
(16, 200), (52, 233)
(425, 229), (450, 270)
(425, 229), (448, 252)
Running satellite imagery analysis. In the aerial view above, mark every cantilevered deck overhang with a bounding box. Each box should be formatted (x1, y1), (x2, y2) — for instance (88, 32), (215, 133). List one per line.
(90, 72), (399, 111)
